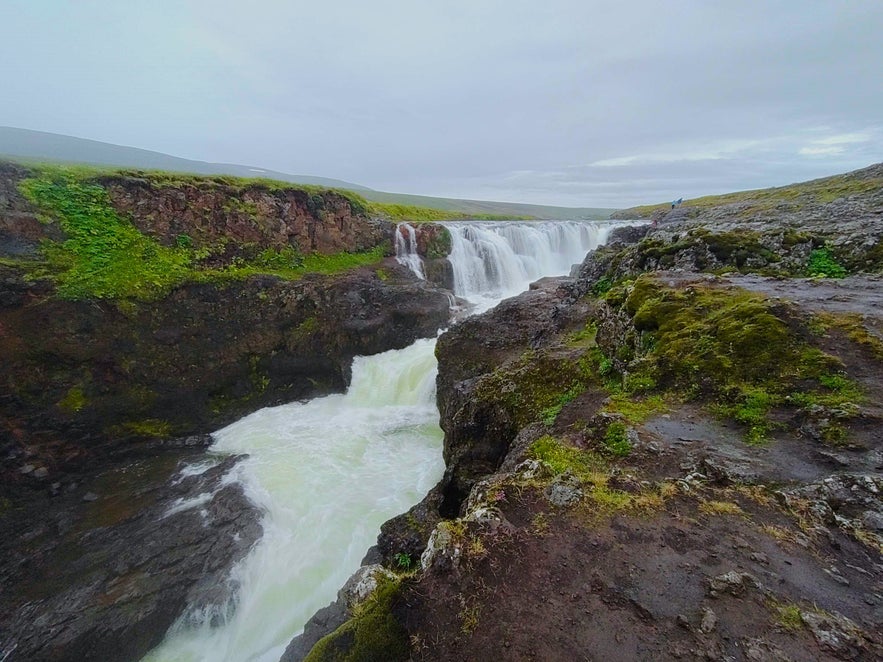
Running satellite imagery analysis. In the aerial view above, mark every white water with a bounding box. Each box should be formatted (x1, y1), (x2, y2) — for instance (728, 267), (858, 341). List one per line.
(393, 222), (424, 279)
(445, 221), (612, 311)
(144, 220), (614, 662)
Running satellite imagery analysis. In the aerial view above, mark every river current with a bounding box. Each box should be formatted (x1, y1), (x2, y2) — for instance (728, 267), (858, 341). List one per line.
(144, 220), (614, 662)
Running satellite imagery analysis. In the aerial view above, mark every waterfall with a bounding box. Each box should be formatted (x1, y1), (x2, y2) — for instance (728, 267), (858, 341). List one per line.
(444, 220), (612, 312)
(143, 220), (617, 662)
(394, 223), (424, 279)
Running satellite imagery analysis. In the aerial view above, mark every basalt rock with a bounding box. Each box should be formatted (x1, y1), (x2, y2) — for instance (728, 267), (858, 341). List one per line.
(435, 278), (583, 516)
(0, 264), (451, 495)
(0, 454), (261, 662)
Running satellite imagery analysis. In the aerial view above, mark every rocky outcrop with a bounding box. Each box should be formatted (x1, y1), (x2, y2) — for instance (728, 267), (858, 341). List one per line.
(434, 278), (596, 515)
(0, 454), (261, 662)
(304, 165), (883, 661)
(1, 263), (451, 496)
(0, 161), (456, 495)
(100, 173), (389, 256)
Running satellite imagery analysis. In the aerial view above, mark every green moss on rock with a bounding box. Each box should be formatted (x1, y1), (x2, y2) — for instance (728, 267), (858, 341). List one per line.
(305, 579), (409, 662)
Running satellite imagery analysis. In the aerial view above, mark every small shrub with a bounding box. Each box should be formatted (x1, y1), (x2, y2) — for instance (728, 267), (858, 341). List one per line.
(393, 552), (413, 570)
(602, 422), (631, 456)
(807, 248), (847, 278)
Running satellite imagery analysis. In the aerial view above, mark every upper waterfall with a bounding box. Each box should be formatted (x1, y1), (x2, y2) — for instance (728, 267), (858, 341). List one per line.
(444, 221), (613, 312)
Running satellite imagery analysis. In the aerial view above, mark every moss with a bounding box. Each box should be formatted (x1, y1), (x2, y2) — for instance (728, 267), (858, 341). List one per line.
(603, 393), (668, 423)
(120, 418), (173, 438)
(305, 579), (409, 662)
(529, 434), (608, 482)
(540, 384), (585, 425)
(602, 421), (631, 456)
(769, 600), (804, 632)
(607, 275), (860, 443)
(57, 385), (87, 413)
(291, 316), (320, 344)
(566, 322), (598, 347)
(425, 225), (452, 259)
(476, 349), (595, 428)
(815, 313), (883, 361)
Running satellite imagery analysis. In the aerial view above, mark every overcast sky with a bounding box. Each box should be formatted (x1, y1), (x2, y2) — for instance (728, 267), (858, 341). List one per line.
(1, 1), (881, 207)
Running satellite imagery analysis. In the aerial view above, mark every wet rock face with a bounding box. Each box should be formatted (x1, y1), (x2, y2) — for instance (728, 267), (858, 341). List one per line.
(0, 265), (452, 494)
(435, 279), (578, 516)
(412, 224), (452, 259)
(0, 454), (261, 662)
(0, 162), (62, 257)
(100, 174), (391, 255)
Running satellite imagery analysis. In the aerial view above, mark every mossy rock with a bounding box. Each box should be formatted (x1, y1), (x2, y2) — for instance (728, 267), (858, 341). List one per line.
(304, 579), (409, 662)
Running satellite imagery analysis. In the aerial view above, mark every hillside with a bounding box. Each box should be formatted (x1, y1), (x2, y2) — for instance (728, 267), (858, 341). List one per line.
(360, 189), (615, 220)
(0, 126), (368, 191)
(613, 161), (883, 220)
(0, 127), (616, 220)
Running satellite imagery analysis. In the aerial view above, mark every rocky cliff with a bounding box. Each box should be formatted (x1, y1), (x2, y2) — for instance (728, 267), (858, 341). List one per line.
(0, 161), (455, 662)
(301, 164), (883, 661)
(0, 162), (453, 495)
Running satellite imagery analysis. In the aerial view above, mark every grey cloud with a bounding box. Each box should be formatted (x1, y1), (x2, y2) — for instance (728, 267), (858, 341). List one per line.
(1, 1), (881, 206)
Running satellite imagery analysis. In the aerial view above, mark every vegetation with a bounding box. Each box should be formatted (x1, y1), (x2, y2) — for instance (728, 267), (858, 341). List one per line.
(617, 167), (883, 219)
(368, 201), (527, 222)
(20, 173), (193, 299)
(477, 349), (595, 428)
(304, 578), (409, 662)
(806, 247), (847, 278)
(16, 165), (388, 300)
(602, 421), (631, 456)
(600, 276), (863, 443)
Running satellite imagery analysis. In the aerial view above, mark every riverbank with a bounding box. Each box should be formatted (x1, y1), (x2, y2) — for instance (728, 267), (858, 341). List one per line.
(299, 162), (883, 661)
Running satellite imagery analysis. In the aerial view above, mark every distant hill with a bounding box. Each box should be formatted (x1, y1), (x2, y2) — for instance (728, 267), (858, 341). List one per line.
(359, 190), (615, 220)
(0, 126), (368, 191)
(0, 127), (617, 220)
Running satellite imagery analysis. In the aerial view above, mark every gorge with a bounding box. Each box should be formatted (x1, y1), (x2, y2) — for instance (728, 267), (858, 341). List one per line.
(141, 220), (615, 662)
(2, 160), (881, 662)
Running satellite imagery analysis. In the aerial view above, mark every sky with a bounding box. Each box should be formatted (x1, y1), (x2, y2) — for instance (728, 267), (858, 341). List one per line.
(1, 0), (881, 207)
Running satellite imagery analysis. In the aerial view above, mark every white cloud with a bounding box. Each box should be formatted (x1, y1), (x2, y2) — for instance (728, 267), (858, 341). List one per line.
(799, 131), (874, 157)
(799, 145), (845, 156)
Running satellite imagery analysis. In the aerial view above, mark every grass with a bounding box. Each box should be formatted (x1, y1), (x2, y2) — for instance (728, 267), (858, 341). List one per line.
(367, 201), (526, 222)
(699, 500), (744, 516)
(20, 173), (193, 300)
(16, 165), (389, 300)
(604, 275), (863, 444)
(617, 167), (883, 219)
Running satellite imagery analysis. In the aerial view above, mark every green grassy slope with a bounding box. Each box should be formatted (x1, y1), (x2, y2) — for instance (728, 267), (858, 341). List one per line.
(613, 162), (883, 219)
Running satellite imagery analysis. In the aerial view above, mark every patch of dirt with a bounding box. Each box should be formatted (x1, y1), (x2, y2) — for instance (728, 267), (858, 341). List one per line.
(402, 478), (882, 661)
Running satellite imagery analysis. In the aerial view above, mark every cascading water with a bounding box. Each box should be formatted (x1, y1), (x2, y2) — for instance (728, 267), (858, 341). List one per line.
(445, 221), (612, 312)
(144, 220), (616, 662)
(394, 223), (424, 279)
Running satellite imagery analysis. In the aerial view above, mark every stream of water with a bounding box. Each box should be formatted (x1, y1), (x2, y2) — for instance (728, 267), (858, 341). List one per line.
(145, 220), (614, 662)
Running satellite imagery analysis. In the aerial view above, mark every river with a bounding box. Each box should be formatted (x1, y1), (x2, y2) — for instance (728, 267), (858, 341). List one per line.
(143, 220), (614, 662)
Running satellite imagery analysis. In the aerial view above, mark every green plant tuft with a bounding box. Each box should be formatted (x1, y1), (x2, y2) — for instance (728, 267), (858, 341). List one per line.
(807, 247), (847, 278)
